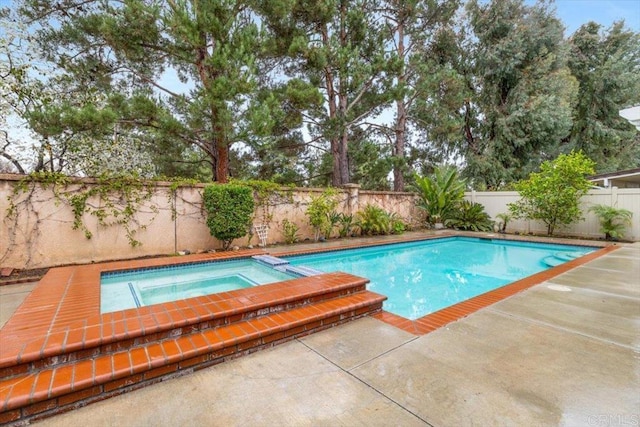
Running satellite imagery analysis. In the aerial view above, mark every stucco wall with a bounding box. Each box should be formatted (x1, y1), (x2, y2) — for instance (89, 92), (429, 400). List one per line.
(0, 176), (420, 269)
(3, 173), (637, 271)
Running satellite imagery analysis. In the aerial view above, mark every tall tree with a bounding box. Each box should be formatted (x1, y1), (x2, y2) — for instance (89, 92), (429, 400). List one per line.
(410, 23), (476, 173)
(415, 0), (577, 189)
(380, 0), (459, 191)
(20, 0), (278, 182)
(567, 21), (640, 172)
(467, 0), (577, 187)
(263, 0), (393, 187)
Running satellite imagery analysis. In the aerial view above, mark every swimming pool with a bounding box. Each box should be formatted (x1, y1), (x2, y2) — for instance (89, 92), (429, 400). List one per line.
(286, 237), (595, 320)
(100, 259), (296, 313)
(100, 237), (595, 318)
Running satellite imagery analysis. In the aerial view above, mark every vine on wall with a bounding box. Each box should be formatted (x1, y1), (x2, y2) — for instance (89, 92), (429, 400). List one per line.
(234, 179), (295, 223)
(6, 172), (161, 248)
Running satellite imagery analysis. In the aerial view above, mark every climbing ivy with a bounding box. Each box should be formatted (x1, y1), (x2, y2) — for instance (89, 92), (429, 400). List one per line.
(163, 176), (200, 220)
(6, 172), (160, 247)
(230, 179), (295, 225)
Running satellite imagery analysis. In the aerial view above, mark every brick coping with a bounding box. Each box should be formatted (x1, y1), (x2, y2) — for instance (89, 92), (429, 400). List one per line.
(0, 234), (614, 363)
(0, 233), (618, 424)
(0, 249), (376, 369)
(273, 233), (614, 334)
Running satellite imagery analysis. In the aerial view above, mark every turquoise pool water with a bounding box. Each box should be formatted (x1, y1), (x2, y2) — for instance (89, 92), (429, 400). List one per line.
(100, 259), (295, 313)
(286, 237), (594, 320)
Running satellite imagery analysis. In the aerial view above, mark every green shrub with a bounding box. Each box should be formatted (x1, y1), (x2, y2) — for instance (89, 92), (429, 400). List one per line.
(306, 189), (339, 241)
(589, 205), (632, 240)
(281, 219), (300, 244)
(509, 151), (595, 235)
(414, 166), (466, 226)
(356, 205), (391, 235)
(496, 212), (512, 233)
(446, 201), (494, 232)
(337, 213), (355, 237)
(389, 212), (406, 234)
(324, 210), (342, 239)
(356, 206), (406, 236)
(203, 184), (254, 250)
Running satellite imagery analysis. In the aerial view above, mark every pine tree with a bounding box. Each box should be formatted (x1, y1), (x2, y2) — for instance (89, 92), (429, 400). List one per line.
(263, 0), (393, 187)
(567, 21), (640, 172)
(20, 0), (278, 182)
(381, 0), (459, 191)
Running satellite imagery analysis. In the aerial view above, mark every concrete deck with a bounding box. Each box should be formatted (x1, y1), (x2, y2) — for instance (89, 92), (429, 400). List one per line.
(21, 242), (638, 426)
(0, 283), (36, 329)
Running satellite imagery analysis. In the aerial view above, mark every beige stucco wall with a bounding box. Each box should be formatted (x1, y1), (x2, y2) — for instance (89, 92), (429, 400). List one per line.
(0, 176), (421, 270)
(6, 173), (634, 271)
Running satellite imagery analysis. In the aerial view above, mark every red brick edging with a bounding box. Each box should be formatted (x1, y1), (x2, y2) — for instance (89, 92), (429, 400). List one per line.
(373, 244), (619, 335)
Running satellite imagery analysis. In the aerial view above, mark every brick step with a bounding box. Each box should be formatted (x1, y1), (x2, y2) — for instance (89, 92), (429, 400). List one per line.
(0, 291), (386, 424)
(0, 273), (368, 379)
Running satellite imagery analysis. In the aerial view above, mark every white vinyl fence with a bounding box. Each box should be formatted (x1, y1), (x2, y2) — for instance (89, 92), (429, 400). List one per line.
(466, 188), (640, 241)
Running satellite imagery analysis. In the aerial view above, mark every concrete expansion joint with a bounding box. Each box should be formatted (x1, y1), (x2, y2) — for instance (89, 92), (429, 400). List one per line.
(487, 308), (639, 352)
(296, 337), (433, 426)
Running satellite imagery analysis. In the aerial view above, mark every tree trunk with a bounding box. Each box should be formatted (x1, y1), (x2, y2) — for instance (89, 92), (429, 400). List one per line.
(393, 19), (406, 192)
(215, 138), (229, 183)
(464, 100), (476, 153)
(339, 129), (350, 185)
(331, 136), (341, 187)
(394, 105), (406, 191)
(321, 23), (341, 187)
(335, 0), (350, 186)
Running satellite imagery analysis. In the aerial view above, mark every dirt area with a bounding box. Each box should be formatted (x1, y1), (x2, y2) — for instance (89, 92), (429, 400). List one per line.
(0, 267), (48, 285)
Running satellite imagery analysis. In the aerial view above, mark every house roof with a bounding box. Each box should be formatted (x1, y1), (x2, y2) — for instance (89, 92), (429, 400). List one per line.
(589, 167), (640, 187)
(619, 106), (640, 131)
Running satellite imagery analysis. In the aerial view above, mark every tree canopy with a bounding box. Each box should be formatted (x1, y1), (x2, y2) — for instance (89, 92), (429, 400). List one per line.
(2, 0), (638, 188)
(567, 21), (640, 172)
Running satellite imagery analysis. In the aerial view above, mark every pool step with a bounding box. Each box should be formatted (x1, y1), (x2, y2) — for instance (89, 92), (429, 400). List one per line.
(0, 273), (367, 379)
(251, 254), (290, 267)
(542, 251), (586, 267)
(542, 256), (565, 267)
(0, 274), (385, 425)
(554, 251), (583, 261)
(282, 265), (325, 277)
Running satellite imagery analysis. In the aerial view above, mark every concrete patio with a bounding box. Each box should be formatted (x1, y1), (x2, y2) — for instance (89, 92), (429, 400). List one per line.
(15, 242), (637, 426)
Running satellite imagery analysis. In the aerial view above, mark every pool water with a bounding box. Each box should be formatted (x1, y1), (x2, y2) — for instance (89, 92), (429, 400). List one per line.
(100, 259), (295, 313)
(286, 237), (594, 320)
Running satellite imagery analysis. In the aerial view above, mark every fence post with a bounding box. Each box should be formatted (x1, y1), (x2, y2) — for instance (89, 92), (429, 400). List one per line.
(611, 186), (618, 207)
(343, 183), (360, 216)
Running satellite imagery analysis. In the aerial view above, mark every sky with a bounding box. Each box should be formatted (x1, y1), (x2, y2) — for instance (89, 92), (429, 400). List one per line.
(537, 0), (640, 34)
(1, 0), (638, 33)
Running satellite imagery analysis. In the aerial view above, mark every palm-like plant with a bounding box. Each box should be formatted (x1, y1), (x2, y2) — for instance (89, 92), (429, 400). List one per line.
(356, 204), (392, 235)
(496, 212), (512, 233)
(414, 166), (466, 226)
(446, 201), (494, 232)
(589, 205), (633, 240)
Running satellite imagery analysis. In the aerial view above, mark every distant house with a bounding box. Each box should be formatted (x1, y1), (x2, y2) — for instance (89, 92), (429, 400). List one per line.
(619, 106), (640, 131)
(589, 168), (640, 189)
(590, 107), (640, 188)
